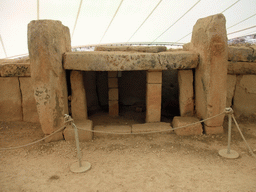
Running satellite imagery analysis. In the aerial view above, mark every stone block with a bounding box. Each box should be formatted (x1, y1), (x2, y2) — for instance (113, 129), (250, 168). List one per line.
(63, 120), (93, 141)
(172, 116), (203, 136)
(95, 46), (166, 53)
(132, 122), (172, 133)
(108, 71), (118, 77)
(204, 125), (223, 134)
(70, 71), (88, 120)
(226, 75), (236, 107)
(94, 125), (131, 138)
(108, 77), (118, 88)
(190, 14), (227, 127)
(28, 20), (71, 134)
(228, 46), (255, 62)
(109, 100), (119, 116)
(63, 51), (199, 71)
(178, 70), (194, 116)
(0, 77), (22, 121)
(44, 131), (64, 143)
(19, 77), (39, 122)
(228, 61), (256, 74)
(233, 75), (256, 117)
(146, 84), (162, 122)
(0, 63), (30, 77)
(109, 88), (119, 101)
(147, 71), (162, 84)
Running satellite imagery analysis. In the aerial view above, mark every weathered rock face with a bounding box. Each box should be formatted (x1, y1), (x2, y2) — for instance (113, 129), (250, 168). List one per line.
(70, 71), (88, 120)
(226, 75), (236, 108)
(178, 70), (194, 116)
(95, 46), (166, 53)
(228, 46), (255, 62)
(28, 20), (71, 135)
(0, 63), (30, 77)
(190, 14), (228, 131)
(19, 77), (39, 122)
(0, 77), (22, 121)
(233, 75), (256, 117)
(228, 62), (256, 74)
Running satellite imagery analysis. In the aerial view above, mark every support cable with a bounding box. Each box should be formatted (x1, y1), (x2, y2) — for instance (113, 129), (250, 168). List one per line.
(72, 0), (83, 39)
(127, 0), (163, 42)
(227, 13), (256, 30)
(150, 0), (201, 44)
(227, 25), (256, 35)
(99, 0), (124, 44)
(0, 35), (7, 58)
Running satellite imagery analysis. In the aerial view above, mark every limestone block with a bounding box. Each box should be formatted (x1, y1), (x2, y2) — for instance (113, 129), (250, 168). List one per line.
(95, 46), (166, 53)
(204, 125), (223, 134)
(158, 51), (199, 69)
(70, 71), (88, 120)
(94, 125), (131, 138)
(183, 43), (191, 51)
(109, 100), (119, 116)
(132, 122), (172, 133)
(190, 14), (227, 127)
(228, 62), (256, 74)
(28, 20), (71, 134)
(109, 88), (119, 101)
(0, 77), (22, 121)
(108, 71), (118, 77)
(63, 51), (199, 71)
(226, 75), (236, 107)
(178, 70), (194, 116)
(233, 75), (256, 117)
(172, 116), (203, 136)
(108, 78), (118, 88)
(63, 120), (93, 141)
(0, 57), (30, 65)
(19, 77), (39, 122)
(0, 63), (30, 77)
(147, 71), (162, 84)
(228, 46), (255, 62)
(146, 83), (162, 123)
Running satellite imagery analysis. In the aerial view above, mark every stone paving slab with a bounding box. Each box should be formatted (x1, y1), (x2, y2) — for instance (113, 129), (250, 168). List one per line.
(63, 51), (199, 71)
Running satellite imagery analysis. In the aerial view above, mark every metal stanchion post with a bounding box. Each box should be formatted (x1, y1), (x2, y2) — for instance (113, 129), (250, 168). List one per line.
(218, 108), (239, 159)
(64, 114), (91, 173)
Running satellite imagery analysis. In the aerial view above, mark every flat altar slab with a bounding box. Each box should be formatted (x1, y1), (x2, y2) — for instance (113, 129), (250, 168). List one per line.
(63, 51), (199, 71)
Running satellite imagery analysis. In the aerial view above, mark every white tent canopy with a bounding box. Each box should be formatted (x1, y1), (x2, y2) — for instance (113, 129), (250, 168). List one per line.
(0, 0), (255, 58)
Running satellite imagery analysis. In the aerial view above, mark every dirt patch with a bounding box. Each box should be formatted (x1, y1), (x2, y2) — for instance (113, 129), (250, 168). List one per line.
(0, 119), (256, 192)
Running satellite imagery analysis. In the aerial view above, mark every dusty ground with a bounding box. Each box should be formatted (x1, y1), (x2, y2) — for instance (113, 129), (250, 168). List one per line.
(0, 115), (256, 192)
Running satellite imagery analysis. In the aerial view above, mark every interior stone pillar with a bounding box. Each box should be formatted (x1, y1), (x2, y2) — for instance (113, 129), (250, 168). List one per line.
(190, 14), (228, 134)
(108, 71), (119, 116)
(28, 20), (71, 135)
(146, 71), (162, 123)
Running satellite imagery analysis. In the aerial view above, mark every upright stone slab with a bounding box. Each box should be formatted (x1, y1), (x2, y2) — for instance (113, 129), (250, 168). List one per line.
(0, 77), (22, 121)
(190, 14), (228, 134)
(70, 71), (88, 120)
(178, 70), (194, 116)
(28, 20), (71, 135)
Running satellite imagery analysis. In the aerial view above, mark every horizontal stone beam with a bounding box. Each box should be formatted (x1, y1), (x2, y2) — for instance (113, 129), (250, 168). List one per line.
(95, 45), (167, 53)
(0, 63), (31, 77)
(228, 46), (255, 62)
(228, 61), (256, 74)
(63, 51), (199, 71)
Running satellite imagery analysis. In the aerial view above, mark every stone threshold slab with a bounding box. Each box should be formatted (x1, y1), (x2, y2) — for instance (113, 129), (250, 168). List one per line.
(63, 51), (199, 71)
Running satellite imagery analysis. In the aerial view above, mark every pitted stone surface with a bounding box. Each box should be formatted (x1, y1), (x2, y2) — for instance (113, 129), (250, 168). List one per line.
(0, 63), (30, 77)
(228, 61), (256, 74)
(228, 46), (255, 62)
(63, 51), (199, 71)
(95, 46), (166, 53)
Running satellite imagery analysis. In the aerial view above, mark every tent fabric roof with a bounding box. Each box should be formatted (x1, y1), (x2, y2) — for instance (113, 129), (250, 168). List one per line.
(0, 0), (255, 58)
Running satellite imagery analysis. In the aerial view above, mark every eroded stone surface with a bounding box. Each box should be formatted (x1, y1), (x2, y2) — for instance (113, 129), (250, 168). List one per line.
(233, 75), (256, 117)
(63, 51), (199, 71)
(226, 75), (236, 108)
(70, 71), (88, 120)
(95, 46), (166, 53)
(204, 125), (223, 134)
(0, 63), (30, 77)
(228, 62), (256, 74)
(178, 70), (194, 116)
(172, 116), (203, 136)
(190, 13), (227, 127)
(28, 20), (71, 134)
(0, 77), (22, 121)
(19, 77), (39, 122)
(228, 46), (255, 62)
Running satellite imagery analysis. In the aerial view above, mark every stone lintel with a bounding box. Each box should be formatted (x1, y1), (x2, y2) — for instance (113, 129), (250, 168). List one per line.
(228, 61), (256, 74)
(0, 63), (30, 77)
(95, 45), (167, 53)
(228, 46), (255, 62)
(63, 51), (199, 71)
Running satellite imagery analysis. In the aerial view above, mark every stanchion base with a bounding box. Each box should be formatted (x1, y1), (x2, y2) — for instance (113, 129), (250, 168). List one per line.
(70, 161), (91, 173)
(218, 149), (239, 159)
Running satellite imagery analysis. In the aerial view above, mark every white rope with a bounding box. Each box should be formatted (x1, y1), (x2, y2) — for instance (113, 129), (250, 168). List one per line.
(227, 25), (256, 35)
(72, 0), (83, 39)
(221, 0), (241, 13)
(227, 13), (256, 30)
(99, 0), (124, 44)
(127, 0), (163, 42)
